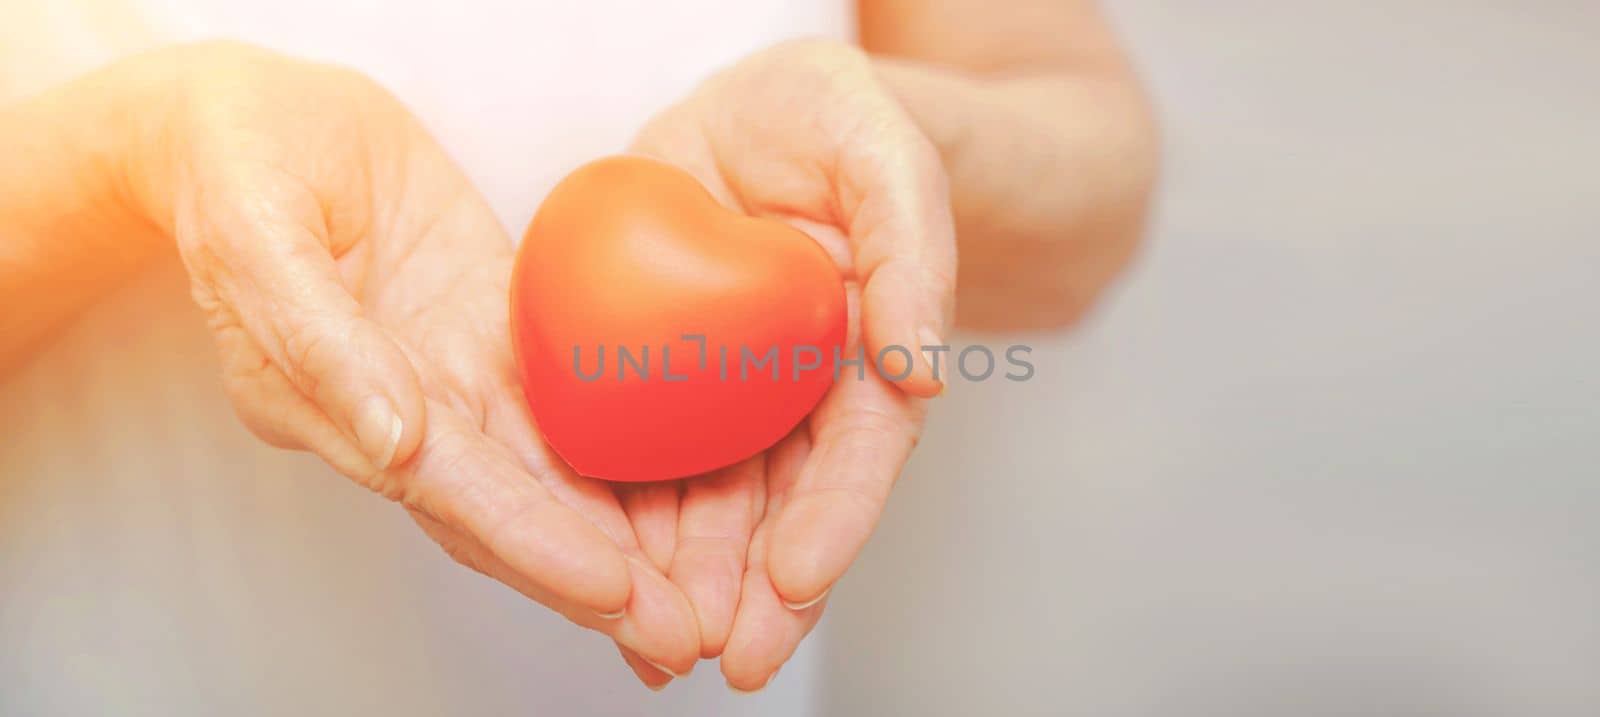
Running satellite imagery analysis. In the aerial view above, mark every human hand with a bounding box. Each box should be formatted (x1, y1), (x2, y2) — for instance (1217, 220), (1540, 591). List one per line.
(620, 39), (957, 689)
(116, 41), (701, 676)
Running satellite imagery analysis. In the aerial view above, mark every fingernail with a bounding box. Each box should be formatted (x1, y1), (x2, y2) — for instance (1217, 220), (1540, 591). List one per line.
(781, 587), (830, 611)
(354, 395), (402, 470)
(646, 679), (670, 692)
(594, 607), (626, 620)
(643, 657), (692, 679)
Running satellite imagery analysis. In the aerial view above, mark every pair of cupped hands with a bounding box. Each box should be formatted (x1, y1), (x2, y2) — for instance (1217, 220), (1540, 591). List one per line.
(121, 40), (954, 690)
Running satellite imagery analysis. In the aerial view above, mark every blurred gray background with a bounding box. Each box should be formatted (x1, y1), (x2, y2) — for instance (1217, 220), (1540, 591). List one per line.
(825, 1), (1600, 715)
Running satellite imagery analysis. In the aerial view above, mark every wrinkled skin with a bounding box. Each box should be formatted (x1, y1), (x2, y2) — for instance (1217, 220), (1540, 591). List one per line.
(122, 40), (955, 689)
(621, 39), (957, 690)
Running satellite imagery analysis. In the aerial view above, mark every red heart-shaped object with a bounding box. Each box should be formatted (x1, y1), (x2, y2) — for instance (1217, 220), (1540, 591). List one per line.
(510, 156), (847, 481)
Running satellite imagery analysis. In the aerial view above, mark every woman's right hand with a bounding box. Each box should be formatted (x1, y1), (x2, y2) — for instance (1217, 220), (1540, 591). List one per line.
(103, 41), (701, 679)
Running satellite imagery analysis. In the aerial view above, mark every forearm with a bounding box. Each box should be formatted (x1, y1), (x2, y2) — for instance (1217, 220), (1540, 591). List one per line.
(873, 58), (1156, 259)
(860, 0), (1159, 329)
(0, 55), (174, 370)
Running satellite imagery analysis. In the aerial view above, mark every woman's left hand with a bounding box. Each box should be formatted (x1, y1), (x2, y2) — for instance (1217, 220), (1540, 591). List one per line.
(618, 39), (957, 690)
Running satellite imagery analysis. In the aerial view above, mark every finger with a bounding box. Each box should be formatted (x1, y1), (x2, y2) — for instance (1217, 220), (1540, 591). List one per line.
(838, 108), (957, 399)
(617, 481), (682, 574)
(399, 399), (631, 617)
(614, 554), (701, 676)
(669, 456), (763, 657)
(766, 357), (923, 608)
(409, 509), (571, 608)
(212, 321), (325, 449)
(762, 424), (815, 513)
(721, 506), (825, 692)
(629, 116), (748, 215)
(640, 60), (955, 396)
(616, 644), (673, 692)
(185, 187), (425, 471)
(481, 391), (701, 671)
(409, 508), (696, 675)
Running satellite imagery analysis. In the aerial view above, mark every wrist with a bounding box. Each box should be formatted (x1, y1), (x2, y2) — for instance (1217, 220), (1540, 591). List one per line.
(96, 45), (185, 243)
(0, 46), (178, 252)
(0, 48), (180, 367)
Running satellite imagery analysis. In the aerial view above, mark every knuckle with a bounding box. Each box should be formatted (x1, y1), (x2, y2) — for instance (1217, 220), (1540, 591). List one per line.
(878, 257), (956, 306)
(230, 403), (298, 451)
(401, 424), (472, 507)
(279, 316), (344, 395)
(175, 218), (238, 292)
(435, 534), (488, 576)
(362, 467), (408, 503)
(211, 324), (287, 438)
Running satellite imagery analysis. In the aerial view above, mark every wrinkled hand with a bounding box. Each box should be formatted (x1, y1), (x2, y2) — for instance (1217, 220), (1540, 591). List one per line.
(620, 39), (958, 690)
(124, 42), (702, 676)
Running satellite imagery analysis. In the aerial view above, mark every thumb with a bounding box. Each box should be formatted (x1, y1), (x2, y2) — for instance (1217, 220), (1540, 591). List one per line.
(842, 127), (957, 399)
(182, 192), (425, 473)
